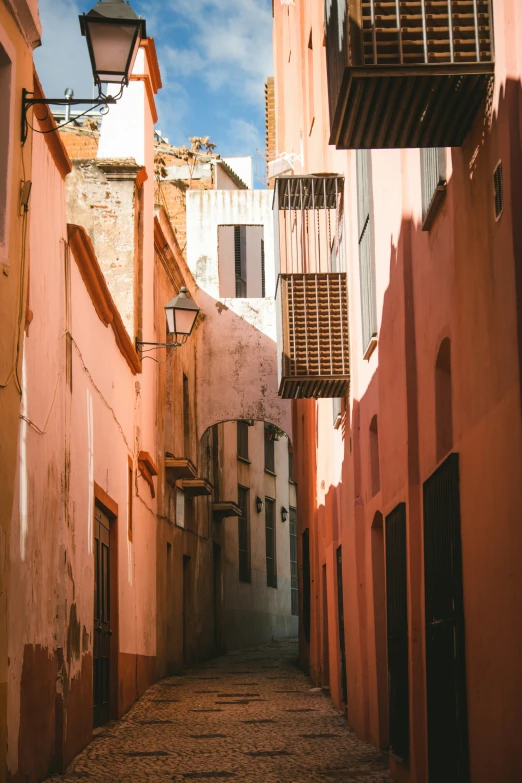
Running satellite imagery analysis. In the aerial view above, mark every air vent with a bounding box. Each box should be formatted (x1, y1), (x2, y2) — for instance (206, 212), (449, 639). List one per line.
(493, 161), (503, 221)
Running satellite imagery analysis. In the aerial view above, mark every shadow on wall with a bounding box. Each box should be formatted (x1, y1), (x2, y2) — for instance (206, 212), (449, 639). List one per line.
(293, 76), (522, 782)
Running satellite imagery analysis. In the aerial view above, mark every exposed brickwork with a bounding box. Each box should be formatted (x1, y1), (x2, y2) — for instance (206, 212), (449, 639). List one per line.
(265, 77), (276, 188)
(44, 639), (391, 782)
(59, 127), (100, 159)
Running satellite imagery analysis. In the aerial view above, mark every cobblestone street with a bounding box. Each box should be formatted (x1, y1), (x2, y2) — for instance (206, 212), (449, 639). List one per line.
(45, 639), (391, 783)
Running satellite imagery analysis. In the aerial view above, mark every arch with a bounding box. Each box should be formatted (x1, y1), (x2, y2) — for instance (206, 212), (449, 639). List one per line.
(435, 337), (453, 462)
(369, 414), (380, 496)
(371, 510), (388, 748)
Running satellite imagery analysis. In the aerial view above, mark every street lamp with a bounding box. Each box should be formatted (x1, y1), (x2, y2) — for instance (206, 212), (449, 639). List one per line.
(21, 0), (146, 143)
(136, 288), (200, 357)
(281, 507), (288, 523)
(80, 0), (146, 88)
(256, 497), (264, 514)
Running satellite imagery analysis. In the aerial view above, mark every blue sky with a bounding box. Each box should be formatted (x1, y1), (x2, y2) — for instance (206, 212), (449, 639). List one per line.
(34, 0), (273, 175)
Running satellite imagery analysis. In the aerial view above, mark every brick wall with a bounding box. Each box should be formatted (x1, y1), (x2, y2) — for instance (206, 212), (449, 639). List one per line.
(59, 127), (100, 159)
(265, 77), (276, 188)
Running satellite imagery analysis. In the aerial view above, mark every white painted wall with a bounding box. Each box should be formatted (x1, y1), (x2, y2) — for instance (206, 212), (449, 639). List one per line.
(222, 156), (253, 189)
(187, 189), (291, 439)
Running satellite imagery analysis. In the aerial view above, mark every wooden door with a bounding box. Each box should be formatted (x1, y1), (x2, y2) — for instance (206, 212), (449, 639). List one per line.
(385, 502), (409, 761)
(423, 454), (469, 783)
(336, 546), (348, 704)
(93, 506), (111, 728)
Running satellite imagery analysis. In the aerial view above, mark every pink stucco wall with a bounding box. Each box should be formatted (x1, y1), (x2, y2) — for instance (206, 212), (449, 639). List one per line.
(273, 1), (522, 781)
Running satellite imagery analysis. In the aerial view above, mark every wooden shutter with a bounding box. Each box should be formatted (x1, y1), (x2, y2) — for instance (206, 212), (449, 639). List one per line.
(280, 273), (349, 398)
(238, 485), (250, 582)
(290, 508), (298, 615)
(356, 149), (377, 356)
(265, 498), (277, 588)
(234, 226), (247, 297)
(261, 238), (266, 298)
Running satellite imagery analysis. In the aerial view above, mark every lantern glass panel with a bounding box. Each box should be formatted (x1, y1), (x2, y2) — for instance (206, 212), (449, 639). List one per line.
(174, 308), (198, 336)
(87, 20), (140, 83)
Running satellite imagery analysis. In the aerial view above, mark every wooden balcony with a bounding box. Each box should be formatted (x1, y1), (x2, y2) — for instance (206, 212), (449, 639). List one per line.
(275, 175), (350, 399)
(326, 0), (495, 149)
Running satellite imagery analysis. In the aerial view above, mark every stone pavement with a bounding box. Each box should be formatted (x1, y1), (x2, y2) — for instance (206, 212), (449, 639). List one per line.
(45, 638), (391, 783)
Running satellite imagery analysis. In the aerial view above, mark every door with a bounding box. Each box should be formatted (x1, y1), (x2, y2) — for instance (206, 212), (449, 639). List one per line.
(183, 555), (191, 665)
(385, 502), (409, 760)
(336, 546), (348, 704)
(93, 506), (111, 728)
(423, 454), (469, 783)
(322, 564), (330, 688)
(213, 543), (222, 652)
(302, 530), (311, 643)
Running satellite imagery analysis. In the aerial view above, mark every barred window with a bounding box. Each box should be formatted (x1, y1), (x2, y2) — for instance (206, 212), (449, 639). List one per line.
(420, 148), (447, 231)
(265, 426), (275, 474)
(237, 420), (249, 461)
(290, 507), (298, 615)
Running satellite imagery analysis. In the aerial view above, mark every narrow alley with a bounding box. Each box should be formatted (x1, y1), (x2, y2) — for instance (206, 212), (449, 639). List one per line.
(45, 639), (390, 783)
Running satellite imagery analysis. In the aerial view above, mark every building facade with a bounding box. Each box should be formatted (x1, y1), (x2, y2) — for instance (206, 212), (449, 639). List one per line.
(271, 1), (522, 782)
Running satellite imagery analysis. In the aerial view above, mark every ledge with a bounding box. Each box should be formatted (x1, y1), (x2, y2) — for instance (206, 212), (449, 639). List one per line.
(67, 224), (141, 375)
(138, 451), (158, 499)
(212, 501), (242, 521)
(178, 478), (213, 497)
(165, 457), (197, 482)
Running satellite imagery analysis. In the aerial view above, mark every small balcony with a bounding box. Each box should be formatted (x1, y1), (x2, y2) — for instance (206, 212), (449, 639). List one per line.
(274, 175), (350, 399)
(326, 0), (495, 149)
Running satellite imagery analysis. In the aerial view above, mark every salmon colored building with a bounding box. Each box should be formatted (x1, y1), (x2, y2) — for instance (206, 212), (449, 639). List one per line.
(271, 1), (522, 782)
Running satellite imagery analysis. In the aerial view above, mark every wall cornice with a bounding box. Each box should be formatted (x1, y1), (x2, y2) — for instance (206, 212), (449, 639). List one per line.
(67, 223), (141, 375)
(33, 71), (72, 179)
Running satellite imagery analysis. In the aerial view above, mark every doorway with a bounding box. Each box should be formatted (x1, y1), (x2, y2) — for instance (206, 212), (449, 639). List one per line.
(385, 502), (409, 761)
(93, 506), (111, 728)
(183, 554), (191, 666)
(213, 543), (222, 653)
(321, 564), (330, 688)
(423, 453), (469, 783)
(336, 546), (348, 705)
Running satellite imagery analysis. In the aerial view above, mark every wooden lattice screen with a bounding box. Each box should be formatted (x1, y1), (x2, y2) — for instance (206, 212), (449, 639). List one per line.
(280, 273), (350, 399)
(361, 0), (494, 66)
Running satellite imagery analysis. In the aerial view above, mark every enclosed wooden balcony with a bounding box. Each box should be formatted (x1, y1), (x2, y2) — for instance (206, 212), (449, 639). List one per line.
(326, 0), (495, 149)
(274, 175), (350, 399)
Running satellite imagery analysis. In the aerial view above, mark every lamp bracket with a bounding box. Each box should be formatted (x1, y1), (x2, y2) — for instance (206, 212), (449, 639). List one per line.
(21, 88), (119, 144)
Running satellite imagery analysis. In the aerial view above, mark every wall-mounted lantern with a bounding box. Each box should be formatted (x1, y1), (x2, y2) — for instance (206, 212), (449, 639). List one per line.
(21, 0), (146, 143)
(281, 506), (288, 523)
(137, 288), (200, 358)
(256, 497), (264, 514)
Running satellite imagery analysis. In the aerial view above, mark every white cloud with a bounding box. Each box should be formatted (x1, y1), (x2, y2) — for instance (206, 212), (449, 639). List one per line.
(222, 117), (264, 157)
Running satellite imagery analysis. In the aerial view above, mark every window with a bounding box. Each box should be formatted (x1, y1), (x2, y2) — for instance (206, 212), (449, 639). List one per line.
(265, 497), (277, 588)
(288, 441), (295, 483)
(290, 507), (298, 615)
(420, 148), (447, 231)
(308, 29), (315, 135)
(183, 374), (190, 457)
(218, 225), (265, 297)
(261, 239), (266, 298)
(333, 398), (342, 429)
(356, 149), (377, 359)
(176, 489), (185, 528)
(237, 420), (249, 461)
(435, 338), (453, 462)
(493, 160), (503, 221)
(369, 414), (380, 496)
(264, 426), (275, 474)
(0, 43), (12, 261)
(238, 485), (250, 582)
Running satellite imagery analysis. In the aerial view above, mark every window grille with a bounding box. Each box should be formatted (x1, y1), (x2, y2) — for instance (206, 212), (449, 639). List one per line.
(493, 161), (503, 221)
(265, 498), (277, 588)
(238, 485), (250, 583)
(332, 398), (342, 429)
(237, 420), (249, 461)
(234, 225), (247, 297)
(290, 507), (298, 615)
(265, 427), (276, 473)
(421, 148), (447, 230)
(288, 443), (294, 483)
(183, 374), (190, 457)
(356, 150), (377, 357)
